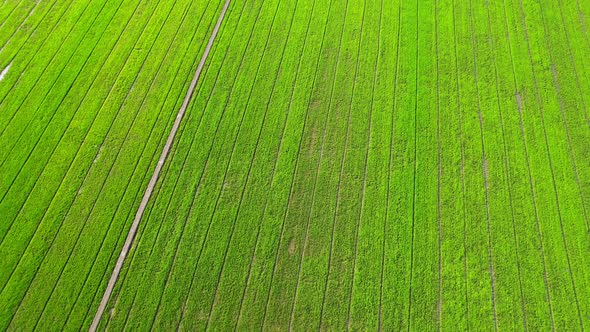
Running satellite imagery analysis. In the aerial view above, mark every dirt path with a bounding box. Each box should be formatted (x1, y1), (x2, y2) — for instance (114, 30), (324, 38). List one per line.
(89, 0), (231, 330)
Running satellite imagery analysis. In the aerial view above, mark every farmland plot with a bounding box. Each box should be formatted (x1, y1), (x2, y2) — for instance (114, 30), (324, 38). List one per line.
(98, 0), (590, 330)
(1, 0), (590, 330)
(0, 0), (226, 329)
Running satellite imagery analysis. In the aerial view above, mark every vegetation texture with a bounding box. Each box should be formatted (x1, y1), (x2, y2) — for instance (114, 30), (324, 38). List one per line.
(1, 0), (590, 330)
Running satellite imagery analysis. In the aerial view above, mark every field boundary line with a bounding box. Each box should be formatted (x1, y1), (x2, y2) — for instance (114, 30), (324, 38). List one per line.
(89, 0), (231, 330)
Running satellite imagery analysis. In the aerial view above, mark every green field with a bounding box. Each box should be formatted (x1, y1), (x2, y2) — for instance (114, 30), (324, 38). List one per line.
(1, 0), (590, 330)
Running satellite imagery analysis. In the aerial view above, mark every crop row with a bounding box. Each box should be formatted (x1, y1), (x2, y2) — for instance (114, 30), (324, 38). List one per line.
(104, 0), (590, 330)
(2, 0), (590, 330)
(0, 0), (225, 329)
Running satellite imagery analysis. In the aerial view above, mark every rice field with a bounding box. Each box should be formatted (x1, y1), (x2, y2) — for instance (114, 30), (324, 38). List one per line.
(0, 0), (589, 330)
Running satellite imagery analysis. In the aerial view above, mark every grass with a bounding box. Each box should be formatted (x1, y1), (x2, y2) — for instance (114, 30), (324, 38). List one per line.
(0, 0), (225, 329)
(1, 0), (590, 330)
